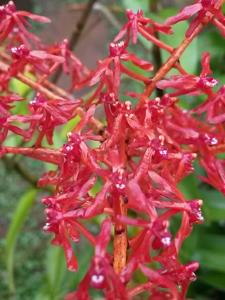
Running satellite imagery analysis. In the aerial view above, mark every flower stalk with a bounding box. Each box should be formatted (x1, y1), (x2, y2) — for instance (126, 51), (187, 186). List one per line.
(0, 1), (225, 299)
(113, 196), (127, 274)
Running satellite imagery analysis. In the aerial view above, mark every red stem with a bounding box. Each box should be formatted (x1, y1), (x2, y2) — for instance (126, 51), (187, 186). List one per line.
(4, 147), (62, 164)
(113, 196), (127, 274)
(138, 25), (174, 53)
(143, 23), (204, 100)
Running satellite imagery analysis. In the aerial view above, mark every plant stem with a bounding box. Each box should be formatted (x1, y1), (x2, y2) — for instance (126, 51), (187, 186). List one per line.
(113, 196), (127, 274)
(4, 147), (62, 164)
(143, 24), (203, 99)
(0, 59), (69, 100)
(0, 52), (74, 100)
(137, 25), (187, 75)
(150, 0), (163, 97)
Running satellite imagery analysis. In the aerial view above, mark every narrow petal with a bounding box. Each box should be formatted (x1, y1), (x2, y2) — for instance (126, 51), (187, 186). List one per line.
(17, 11), (51, 23)
(165, 3), (202, 25)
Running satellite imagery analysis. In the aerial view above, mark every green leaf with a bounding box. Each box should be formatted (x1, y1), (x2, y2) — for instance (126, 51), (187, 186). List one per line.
(60, 115), (81, 140)
(194, 250), (225, 273)
(11, 99), (28, 115)
(3, 134), (22, 147)
(122, 0), (148, 12)
(34, 292), (50, 300)
(10, 72), (35, 97)
(198, 29), (225, 60)
(72, 242), (93, 288)
(201, 189), (225, 222)
(180, 37), (198, 75)
(198, 234), (225, 254)
(179, 176), (225, 222)
(178, 174), (201, 199)
(160, 19), (198, 74)
(180, 226), (200, 261)
(45, 246), (67, 298)
(38, 239), (93, 299)
(5, 189), (37, 293)
(199, 271), (225, 292)
(158, 7), (177, 20)
(89, 178), (102, 197)
(52, 130), (64, 149)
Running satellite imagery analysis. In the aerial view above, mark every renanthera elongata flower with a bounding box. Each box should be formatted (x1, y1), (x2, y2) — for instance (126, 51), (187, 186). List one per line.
(0, 1), (224, 299)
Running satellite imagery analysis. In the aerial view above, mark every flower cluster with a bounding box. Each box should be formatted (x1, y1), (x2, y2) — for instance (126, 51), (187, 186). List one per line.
(0, 1), (225, 299)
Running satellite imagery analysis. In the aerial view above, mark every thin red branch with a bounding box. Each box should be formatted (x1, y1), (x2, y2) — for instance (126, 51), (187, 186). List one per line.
(4, 147), (63, 165)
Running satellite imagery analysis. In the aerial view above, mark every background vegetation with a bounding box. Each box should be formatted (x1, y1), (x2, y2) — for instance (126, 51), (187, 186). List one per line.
(0, 0), (225, 299)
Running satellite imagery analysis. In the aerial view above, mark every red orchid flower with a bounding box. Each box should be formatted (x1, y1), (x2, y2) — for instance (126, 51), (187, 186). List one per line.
(114, 9), (172, 44)
(75, 40), (152, 95)
(165, 0), (225, 37)
(157, 52), (218, 96)
(0, 1), (50, 45)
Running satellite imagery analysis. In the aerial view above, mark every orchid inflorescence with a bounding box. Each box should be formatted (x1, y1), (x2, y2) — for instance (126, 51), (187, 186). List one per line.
(0, 0), (225, 299)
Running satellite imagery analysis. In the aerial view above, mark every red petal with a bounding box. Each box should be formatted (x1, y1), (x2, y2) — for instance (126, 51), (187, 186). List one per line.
(200, 52), (212, 76)
(59, 223), (78, 271)
(95, 218), (111, 256)
(122, 52), (153, 71)
(127, 179), (147, 212)
(140, 264), (179, 299)
(165, 3), (202, 25)
(114, 24), (129, 42)
(30, 50), (64, 63)
(17, 11), (51, 23)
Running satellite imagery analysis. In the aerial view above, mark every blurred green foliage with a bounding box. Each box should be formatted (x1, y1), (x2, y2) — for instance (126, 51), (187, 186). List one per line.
(0, 0), (225, 299)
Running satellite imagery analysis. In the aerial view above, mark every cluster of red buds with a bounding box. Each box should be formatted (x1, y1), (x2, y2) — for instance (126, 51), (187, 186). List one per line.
(0, 1), (225, 299)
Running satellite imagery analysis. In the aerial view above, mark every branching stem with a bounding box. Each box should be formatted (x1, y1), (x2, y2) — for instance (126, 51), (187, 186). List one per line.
(142, 1), (225, 101)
